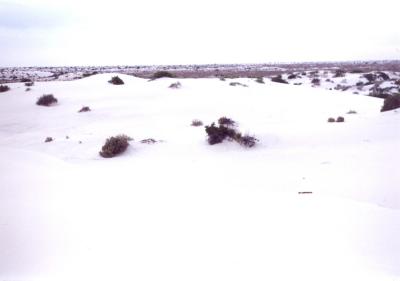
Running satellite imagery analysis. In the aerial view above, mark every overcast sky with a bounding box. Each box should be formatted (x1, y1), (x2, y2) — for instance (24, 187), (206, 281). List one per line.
(0, 0), (399, 66)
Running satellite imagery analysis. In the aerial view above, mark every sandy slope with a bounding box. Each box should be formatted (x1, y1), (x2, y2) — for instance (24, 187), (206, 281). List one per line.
(0, 74), (399, 280)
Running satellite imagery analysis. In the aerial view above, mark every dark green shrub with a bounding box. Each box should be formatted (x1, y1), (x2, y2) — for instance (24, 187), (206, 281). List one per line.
(381, 94), (400, 112)
(311, 78), (320, 85)
(108, 76), (124, 85)
(36, 94), (57, 106)
(99, 135), (131, 158)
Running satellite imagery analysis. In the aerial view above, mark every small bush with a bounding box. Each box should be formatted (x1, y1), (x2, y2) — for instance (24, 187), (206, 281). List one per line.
(191, 119), (203, 127)
(108, 76), (124, 85)
(229, 82), (248, 87)
(336, 116), (345, 122)
(311, 78), (320, 85)
(381, 94), (400, 112)
(218, 116), (236, 127)
(21, 78), (32, 83)
(45, 137), (53, 143)
(0, 85), (10, 92)
(333, 69), (346, 78)
(255, 77), (265, 84)
(288, 74), (298, 79)
(151, 71), (175, 80)
(78, 106), (91, 113)
(363, 73), (376, 83)
(327, 117), (335, 123)
(140, 138), (157, 144)
(25, 88), (31, 92)
(271, 75), (288, 84)
(205, 118), (258, 147)
(36, 94), (57, 106)
(99, 135), (131, 158)
(25, 82), (34, 87)
(377, 72), (390, 81)
(169, 82), (181, 89)
(347, 110), (357, 114)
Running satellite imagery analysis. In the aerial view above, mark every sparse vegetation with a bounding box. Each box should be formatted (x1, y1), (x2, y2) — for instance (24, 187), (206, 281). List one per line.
(78, 106), (91, 113)
(36, 94), (57, 106)
(229, 82), (248, 87)
(45, 137), (53, 143)
(333, 69), (346, 78)
(381, 94), (400, 112)
(169, 82), (181, 89)
(25, 82), (34, 87)
(328, 117), (335, 123)
(255, 77), (265, 84)
(99, 135), (132, 158)
(205, 117), (258, 147)
(140, 138), (157, 144)
(311, 78), (320, 85)
(347, 110), (357, 114)
(271, 75), (288, 84)
(0, 85), (10, 92)
(336, 116), (345, 122)
(108, 76), (124, 85)
(191, 119), (203, 127)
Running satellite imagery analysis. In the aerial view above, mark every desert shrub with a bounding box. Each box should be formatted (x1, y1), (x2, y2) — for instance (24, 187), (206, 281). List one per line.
(381, 94), (400, 112)
(288, 74), (297, 79)
(363, 73), (376, 83)
(205, 118), (258, 147)
(45, 137), (53, 143)
(327, 117), (335, 123)
(25, 88), (31, 92)
(229, 82), (248, 87)
(377, 72), (390, 81)
(36, 94), (57, 106)
(336, 116), (345, 122)
(347, 110), (357, 114)
(218, 116), (236, 126)
(25, 81), (34, 87)
(205, 123), (237, 145)
(271, 75), (288, 84)
(191, 119), (203, 127)
(99, 134), (131, 158)
(0, 85), (10, 92)
(151, 71), (175, 79)
(350, 69), (364, 73)
(169, 82), (181, 89)
(78, 106), (91, 113)
(333, 69), (346, 78)
(255, 77), (265, 84)
(237, 134), (259, 148)
(108, 76), (124, 85)
(294, 82), (302, 85)
(219, 77), (226, 81)
(21, 78), (31, 83)
(356, 81), (364, 87)
(140, 138), (157, 144)
(311, 78), (320, 85)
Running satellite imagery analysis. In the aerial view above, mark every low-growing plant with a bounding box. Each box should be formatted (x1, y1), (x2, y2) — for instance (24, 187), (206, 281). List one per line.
(78, 106), (91, 113)
(108, 76), (124, 85)
(191, 119), (203, 127)
(36, 94), (57, 106)
(229, 82), (248, 87)
(0, 84), (10, 92)
(327, 117), (335, 123)
(140, 138), (157, 144)
(288, 74), (298, 79)
(169, 82), (181, 89)
(99, 134), (132, 158)
(205, 117), (258, 147)
(336, 116), (345, 122)
(271, 75), (288, 84)
(25, 82), (34, 87)
(311, 78), (320, 85)
(45, 137), (53, 143)
(347, 110), (357, 114)
(333, 69), (346, 78)
(25, 88), (31, 92)
(255, 77), (265, 84)
(381, 94), (400, 112)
